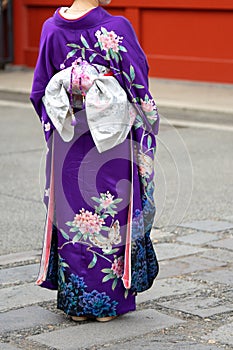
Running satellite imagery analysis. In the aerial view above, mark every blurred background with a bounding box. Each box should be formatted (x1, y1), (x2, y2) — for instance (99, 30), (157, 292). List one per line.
(1, 0), (233, 82)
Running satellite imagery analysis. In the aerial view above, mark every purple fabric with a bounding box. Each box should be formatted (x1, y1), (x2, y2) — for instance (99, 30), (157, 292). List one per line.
(30, 6), (159, 318)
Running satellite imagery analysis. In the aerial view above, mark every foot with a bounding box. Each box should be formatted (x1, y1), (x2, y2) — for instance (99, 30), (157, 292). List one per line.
(71, 316), (88, 322)
(96, 316), (118, 322)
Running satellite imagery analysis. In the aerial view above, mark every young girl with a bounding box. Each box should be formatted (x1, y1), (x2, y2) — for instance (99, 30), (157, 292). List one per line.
(31, 0), (159, 322)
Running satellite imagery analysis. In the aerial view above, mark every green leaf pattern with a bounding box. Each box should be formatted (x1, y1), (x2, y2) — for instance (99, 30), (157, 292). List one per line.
(101, 255), (124, 291)
(57, 192), (129, 294)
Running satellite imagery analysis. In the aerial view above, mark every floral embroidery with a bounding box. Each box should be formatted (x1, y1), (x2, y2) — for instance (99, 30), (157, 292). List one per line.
(111, 256), (124, 278)
(44, 122), (51, 132)
(57, 266), (118, 317)
(71, 58), (99, 94)
(57, 192), (130, 293)
(140, 98), (154, 113)
(132, 209), (144, 241)
(73, 209), (105, 235)
(44, 188), (50, 197)
(95, 28), (123, 53)
(58, 254), (70, 285)
(79, 290), (118, 317)
(63, 29), (126, 66)
(101, 255), (124, 291)
(130, 232), (158, 293)
(137, 151), (154, 179)
(93, 191), (123, 216)
(58, 191), (123, 269)
(99, 190), (114, 208)
(140, 95), (158, 125)
(94, 27), (127, 61)
(41, 118), (53, 141)
(142, 182), (156, 233)
(61, 191), (122, 250)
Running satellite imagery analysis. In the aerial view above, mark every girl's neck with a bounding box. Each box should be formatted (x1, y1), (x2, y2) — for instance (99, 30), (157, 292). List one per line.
(69, 0), (98, 12)
(60, 0), (99, 20)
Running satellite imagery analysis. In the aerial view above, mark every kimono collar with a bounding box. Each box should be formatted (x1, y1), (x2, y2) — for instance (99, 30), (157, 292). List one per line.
(54, 6), (110, 29)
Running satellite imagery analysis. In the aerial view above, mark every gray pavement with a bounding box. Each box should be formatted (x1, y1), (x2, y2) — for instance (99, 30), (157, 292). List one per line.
(0, 69), (233, 349)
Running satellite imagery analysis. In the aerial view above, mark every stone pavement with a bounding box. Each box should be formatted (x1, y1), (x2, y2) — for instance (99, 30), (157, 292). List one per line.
(0, 221), (233, 350)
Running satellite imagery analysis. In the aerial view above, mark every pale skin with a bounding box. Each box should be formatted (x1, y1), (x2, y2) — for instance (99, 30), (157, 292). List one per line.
(61, 0), (111, 20)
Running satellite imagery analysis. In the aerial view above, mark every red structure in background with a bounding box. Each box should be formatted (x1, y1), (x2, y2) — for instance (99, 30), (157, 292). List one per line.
(13, 0), (233, 83)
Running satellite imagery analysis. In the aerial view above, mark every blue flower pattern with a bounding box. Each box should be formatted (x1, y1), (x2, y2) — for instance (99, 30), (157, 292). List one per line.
(57, 269), (118, 317)
(79, 290), (118, 317)
(130, 179), (159, 293)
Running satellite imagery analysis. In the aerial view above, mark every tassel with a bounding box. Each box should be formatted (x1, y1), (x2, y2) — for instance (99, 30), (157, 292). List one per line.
(71, 112), (77, 126)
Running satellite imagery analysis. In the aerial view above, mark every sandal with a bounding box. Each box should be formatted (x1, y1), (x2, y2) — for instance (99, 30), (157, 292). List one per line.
(96, 316), (118, 322)
(71, 316), (88, 322)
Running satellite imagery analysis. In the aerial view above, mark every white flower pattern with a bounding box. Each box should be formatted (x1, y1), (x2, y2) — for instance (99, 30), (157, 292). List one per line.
(44, 122), (51, 132)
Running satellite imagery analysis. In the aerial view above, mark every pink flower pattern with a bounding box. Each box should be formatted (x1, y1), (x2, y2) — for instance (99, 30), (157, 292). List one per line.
(137, 151), (153, 178)
(73, 209), (105, 235)
(99, 191), (115, 209)
(138, 165), (146, 177)
(111, 256), (124, 278)
(95, 28), (123, 53)
(140, 97), (158, 123)
(140, 98), (154, 113)
(71, 59), (98, 93)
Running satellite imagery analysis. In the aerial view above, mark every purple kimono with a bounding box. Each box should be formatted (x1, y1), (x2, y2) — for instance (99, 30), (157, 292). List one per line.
(31, 6), (159, 318)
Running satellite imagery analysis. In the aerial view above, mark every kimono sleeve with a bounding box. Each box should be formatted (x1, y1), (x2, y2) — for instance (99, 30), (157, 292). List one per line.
(107, 20), (160, 292)
(30, 20), (57, 140)
(109, 18), (160, 136)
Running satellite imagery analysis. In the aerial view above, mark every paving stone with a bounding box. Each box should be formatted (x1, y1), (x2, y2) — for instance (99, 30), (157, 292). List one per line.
(150, 230), (175, 243)
(223, 215), (233, 223)
(177, 233), (220, 245)
(156, 243), (206, 261)
(193, 267), (233, 286)
(179, 220), (233, 232)
(107, 340), (223, 350)
(137, 278), (203, 303)
(159, 296), (233, 318)
(29, 309), (185, 350)
(158, 256), (226, 279)
(0, 345), (20, 350)
(203, 322), (233, 346)
(208, 238), (233, 251)
(199, 249), (233, 263)
(0, 264), (39, 286)
(0, 250), (40, 267)
(0, 283), (56, 311)
(0, 306), (64, 333)
(0, 195), (44, 256)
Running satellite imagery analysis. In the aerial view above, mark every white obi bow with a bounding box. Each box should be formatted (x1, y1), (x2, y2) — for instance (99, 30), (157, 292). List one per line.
(42, 60), (136, 153)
